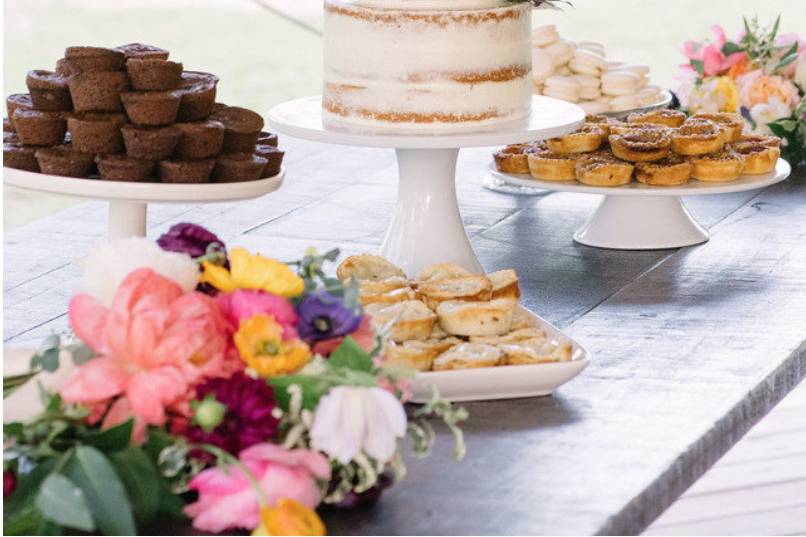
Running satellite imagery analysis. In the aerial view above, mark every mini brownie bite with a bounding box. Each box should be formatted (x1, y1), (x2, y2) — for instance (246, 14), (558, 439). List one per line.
(115, 43), (170, 60)
(34, 145), (94, 177)
(121, 91), (180, 125)
(175, 71), (219, 121)
(254, 144), (285, 178)
(26, 70), (72, 111)
(6, 94), (34, 119)
(126, 59), (183, 91)
(3, 117), (14, 132)
(63, 46), (125, 73)
(12, 109), (67, 146)
(158, 159), (214, 183)
(55, 58), (77, 77)
(67, 71), (129, 112)
(257, 131), (279, 147)
(96, 154), (155, 181)
(3, 130), (18, 143)
(212, 153), (267, 182)
(3, 143), (39, 172)
(210, 105), (264, 153)
(174, 120), (225, 159)
(67, 112), (126, 154)
(121, 124), (180, 160)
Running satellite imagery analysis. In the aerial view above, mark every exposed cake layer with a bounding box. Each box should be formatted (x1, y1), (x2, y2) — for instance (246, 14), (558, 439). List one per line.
(322, 0), (532, 132)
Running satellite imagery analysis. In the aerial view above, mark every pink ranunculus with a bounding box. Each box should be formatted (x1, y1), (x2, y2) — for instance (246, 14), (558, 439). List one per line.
(216, 289), (299, 340)
(60, 268), (236, 441)
(185, 444), (331, 533)
(311, 316), (375, 357)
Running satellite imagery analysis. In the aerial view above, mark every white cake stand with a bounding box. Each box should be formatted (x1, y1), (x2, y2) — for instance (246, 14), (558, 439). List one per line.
(489, 159), (792, 249)
(3, 167), (285, 238)
(268, 95), (584, 274)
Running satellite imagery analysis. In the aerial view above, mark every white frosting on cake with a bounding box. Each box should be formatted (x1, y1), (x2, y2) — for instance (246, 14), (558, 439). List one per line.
(322, 0), (532, 133)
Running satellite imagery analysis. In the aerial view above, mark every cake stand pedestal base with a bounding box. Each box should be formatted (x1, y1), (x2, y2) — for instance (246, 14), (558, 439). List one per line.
(382, 148), (483, 274)
(108, 201), (148, 238)
(573, 195), (709, 250)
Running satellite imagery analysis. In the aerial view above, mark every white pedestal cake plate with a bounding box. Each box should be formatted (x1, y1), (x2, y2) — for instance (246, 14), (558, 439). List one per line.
(3, 167), (285, 238)
(489, 158), (792, 250)
(268, 95), (584, 275)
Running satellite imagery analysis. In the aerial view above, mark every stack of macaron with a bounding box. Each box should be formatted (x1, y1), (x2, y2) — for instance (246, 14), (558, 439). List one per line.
(3, 44), (284, 183)
(531, 25), (666, 115)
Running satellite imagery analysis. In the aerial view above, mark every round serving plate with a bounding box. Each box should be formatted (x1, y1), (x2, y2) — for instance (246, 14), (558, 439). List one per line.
(411, 306), (590, 403)
(3, 166), (285, 203)
(489, 159), (791, 250)
(3, 166), (285, 238)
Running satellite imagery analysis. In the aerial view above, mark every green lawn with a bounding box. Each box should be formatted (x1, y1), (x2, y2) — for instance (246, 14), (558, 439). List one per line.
(4, 0), (805, 229)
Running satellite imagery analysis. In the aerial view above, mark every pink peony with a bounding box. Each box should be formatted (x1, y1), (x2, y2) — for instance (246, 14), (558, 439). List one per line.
(311, 316), (375, 357)
(682, 26), (747, 78)
(185, 444), (331, 533)
(737, 70), (800, 108)
(216, 289), (299, 340)
(61, 268), (237, 442)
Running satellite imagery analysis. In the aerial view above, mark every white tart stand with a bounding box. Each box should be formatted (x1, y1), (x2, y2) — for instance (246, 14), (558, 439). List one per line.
(268, 95), (584, 274)
(490, 159), (791, 249)
(3, 167), (285, 238)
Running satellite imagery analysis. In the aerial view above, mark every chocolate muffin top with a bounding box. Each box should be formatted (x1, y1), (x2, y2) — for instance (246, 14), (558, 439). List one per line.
(65, 46), (124, 60)
(178, 71), (219, 88)
(26, 70), (68, 90)
(210, 106), (264, 134)
(121, 90), (180, 104)
(63, 47), (125, 72)
(12, 108), (64, 122)
(7, 93), (34, 110)
(35, 144), (94, 162)
(115, 43), (170, 60)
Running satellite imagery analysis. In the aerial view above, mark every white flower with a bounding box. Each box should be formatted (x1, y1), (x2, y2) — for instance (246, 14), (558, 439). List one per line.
(749, 97), (792, 136)
(79, 238), (200, 305)
(310, 386), (407, 464)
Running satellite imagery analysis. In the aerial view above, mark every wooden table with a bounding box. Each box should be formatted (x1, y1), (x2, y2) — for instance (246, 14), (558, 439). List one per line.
(4, 139), (806, 535)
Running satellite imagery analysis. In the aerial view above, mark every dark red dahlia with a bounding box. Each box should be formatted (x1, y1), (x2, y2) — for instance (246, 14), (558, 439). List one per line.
(186, 372), (279, 456)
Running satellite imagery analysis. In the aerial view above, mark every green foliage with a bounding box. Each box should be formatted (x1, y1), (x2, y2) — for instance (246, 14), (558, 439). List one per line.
(63, 446), (137, 535)
(35, 473), (95, 532)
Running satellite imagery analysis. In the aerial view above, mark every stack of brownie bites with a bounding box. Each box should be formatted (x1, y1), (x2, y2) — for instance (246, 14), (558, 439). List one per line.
(3, 44), (284, 183)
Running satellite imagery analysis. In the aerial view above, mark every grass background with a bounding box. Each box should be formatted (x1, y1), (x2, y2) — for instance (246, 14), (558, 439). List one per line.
(4, 0), (805, 229)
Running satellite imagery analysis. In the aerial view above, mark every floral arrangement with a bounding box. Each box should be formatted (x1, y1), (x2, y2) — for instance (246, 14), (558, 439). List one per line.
(677, 16), (806, 166)
(3, 224), (467, 536)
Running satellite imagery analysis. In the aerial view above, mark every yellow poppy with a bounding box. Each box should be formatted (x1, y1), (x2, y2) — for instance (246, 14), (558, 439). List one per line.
(234, 314), (311, 377)
(201, 247), (304, 298)
(252, 499), (326, 536)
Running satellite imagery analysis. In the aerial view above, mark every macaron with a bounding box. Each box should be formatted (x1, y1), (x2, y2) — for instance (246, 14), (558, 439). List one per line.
(609, 94), (640, 111)
(543, 75), (581, 102)
(579, 100), (611, 115)
(532, 25), (560, 48)
(618, 63), (651, 77)
(576, 41), (606, 57)
(544, 39), (576, 67)
(532, 50), (556, 83)
(569, 49), (606, 76)
(601, 70), (641, 96)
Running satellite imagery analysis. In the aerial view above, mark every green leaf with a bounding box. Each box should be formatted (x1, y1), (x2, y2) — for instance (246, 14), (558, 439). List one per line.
(4, 421), (25, 439)
(329, 336), (373, 372)
(82, 419), (133, 452)
(35, 473), (95, 532)
(67, 343), (96, 366)
(63, 446), (137, 536)
(269, 375), (335, 410)
(721, 42), (744, 55)
(773, 118), (798, 131)
(767, 122), (790, 139)
(690, 59), (704, 76)
(5, 459), (57, 512)
(3, 504), (46, 536)
(109, 448), (160, 526)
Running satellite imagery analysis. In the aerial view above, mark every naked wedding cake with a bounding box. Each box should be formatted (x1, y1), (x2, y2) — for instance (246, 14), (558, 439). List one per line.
(322, 0), (532, 133)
